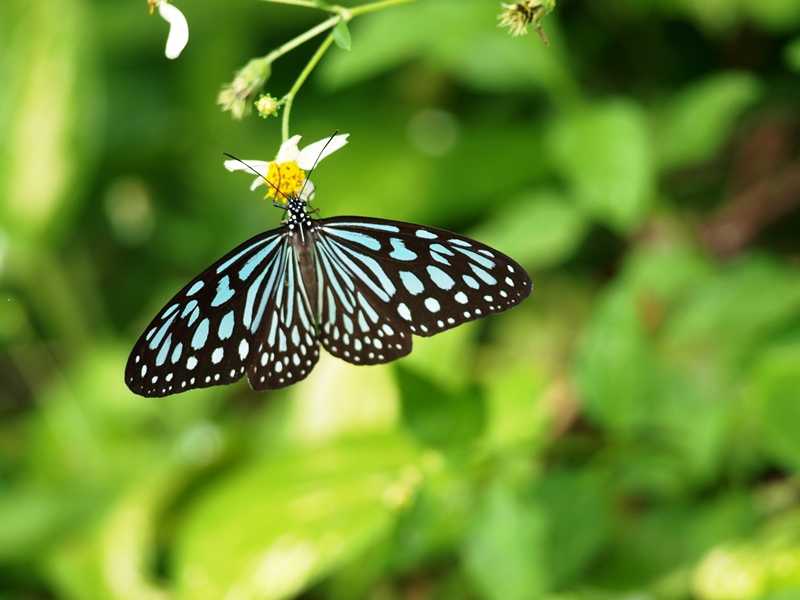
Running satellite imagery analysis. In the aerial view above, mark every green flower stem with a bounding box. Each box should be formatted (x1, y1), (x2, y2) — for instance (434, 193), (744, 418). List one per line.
(262, 0), (417, 17)
(264, 14), (340, 65)
(348, 0), (416, 18)
(256, 0), (418, 135)
(260, 0), (417, 62)
(282, 30), (337, 141)
(261, 0), (332, 10)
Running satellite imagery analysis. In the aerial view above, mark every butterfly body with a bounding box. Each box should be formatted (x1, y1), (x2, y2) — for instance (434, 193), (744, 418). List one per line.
(285, 196), (320, 322)
(126, 196), (532, 397)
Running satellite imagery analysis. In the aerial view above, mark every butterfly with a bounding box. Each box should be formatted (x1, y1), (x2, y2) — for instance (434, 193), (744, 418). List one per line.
(126, 179), (532, 397)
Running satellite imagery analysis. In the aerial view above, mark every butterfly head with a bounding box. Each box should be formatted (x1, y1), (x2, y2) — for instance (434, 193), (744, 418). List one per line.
(282, 194), (315, 234)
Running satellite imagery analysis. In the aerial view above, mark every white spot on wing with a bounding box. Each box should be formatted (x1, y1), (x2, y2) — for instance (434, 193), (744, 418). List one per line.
(397, 303), (412, 321)
(212, 347), (224, 364)
(424, 298), (441, 312)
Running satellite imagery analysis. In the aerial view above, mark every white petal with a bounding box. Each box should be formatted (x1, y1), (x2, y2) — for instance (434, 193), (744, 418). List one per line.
(158, 3), (189, 59)
(296, 134), (349, 169)
(224, 159), (271, 173)
(250, 176), (267, 191)
(276, 135), (303, 164)
(298, 179), (316, 200)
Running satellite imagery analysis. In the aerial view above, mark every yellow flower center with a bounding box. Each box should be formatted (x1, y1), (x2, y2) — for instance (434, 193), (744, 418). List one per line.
(263, 161), (307, 204)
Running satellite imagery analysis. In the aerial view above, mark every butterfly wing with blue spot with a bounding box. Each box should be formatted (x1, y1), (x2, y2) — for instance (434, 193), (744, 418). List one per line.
(312, 217), (532, 364)
(125, 229), (319, 397)
(245, 236), (320, 390)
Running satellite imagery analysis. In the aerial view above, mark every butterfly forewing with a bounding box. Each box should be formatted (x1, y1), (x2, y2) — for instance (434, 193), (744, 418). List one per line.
(314, 218), (531, 343)
(125, 229), (309, 397)
(247, 242), (320, 389)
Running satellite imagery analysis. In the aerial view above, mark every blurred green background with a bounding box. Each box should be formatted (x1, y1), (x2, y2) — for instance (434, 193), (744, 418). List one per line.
(3, 0), (800, 598)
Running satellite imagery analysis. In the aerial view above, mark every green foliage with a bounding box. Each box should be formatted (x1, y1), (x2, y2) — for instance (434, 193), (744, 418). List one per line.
(656, 72), (763, 171)
(786, 36), (800, 72)
(175, 436), (418, 600)
(549, 100), (655, 232)
(749, 341), (800, 471)
(463, 481), (548, 600)
(471, 189), (589, 269)
(397, 367), (486, 449)
(333, 19), (352, 52)
(3, 0), (800, 598)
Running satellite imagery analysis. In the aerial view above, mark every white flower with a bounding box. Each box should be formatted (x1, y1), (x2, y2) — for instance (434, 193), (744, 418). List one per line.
(156, 2), (189, 59)
(224, 134), (349, 203)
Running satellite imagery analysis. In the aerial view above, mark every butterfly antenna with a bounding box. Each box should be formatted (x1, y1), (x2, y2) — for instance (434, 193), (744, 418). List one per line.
(222, 153), (291, 209)
(297, 130), (339, 205)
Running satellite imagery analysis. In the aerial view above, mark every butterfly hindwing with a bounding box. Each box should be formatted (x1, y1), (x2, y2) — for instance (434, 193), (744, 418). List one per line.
(246, 242), (320, 389)
(314, 230), (413, 364)
(312, 217), (532, 363)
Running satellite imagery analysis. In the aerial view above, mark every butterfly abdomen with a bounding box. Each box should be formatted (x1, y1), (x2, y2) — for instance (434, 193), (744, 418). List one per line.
(291, 225), (320, 324)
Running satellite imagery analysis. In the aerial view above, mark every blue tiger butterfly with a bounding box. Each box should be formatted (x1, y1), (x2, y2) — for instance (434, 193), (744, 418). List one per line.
(126, 140), (532, 397)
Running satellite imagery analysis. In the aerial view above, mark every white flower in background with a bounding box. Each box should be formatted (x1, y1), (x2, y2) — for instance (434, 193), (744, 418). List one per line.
(224, 134), (349, 203)
(152, 1), (189, 59)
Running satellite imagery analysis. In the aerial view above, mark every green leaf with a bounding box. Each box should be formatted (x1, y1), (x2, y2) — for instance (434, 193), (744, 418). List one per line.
(390, 466), (474, 572)
(664, 256), (800, 369)
(548, 100), (655, 232)
(0, 486), (71, 562)
(45, 467), (188, 600)
(785, 36), (800, 72)
(319, 0), (571, 96)
(748, 342), (800, 471)
(650, 374), (733, 487)
(320, 532), (392, 600)
(462, 482), (548, 600)
(45, 533), (110, 600)
(333, 19), (351, 51)
(656, 72), (762, 171)
(482, 364), (550, 450)
(397, 321), (478, 391)
(427, 125), (551, 222)
(397, 367), (486, 449)
(741, 0), (800, 31)
(286, 354), (399, 444)
(537, 470), (612, 588)
(0, 0), (99, 241)
(469, 189), (588, 269)
(575, 246), (715, 434)
(694, 511), (800, 600)
(574, 281), (656, 431)
(608, 494), (757, 590)
(175, 436), (420, 600)
(319, 1), (490, 90)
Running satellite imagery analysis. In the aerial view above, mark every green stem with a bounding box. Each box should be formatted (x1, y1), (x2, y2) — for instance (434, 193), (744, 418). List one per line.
(261, 0), (418, 137)
(261, 0), (417, 64)
(282, 30), (337, 141)
(261, 0), (416, 16)
(264, 14), (339, 64)
(349, 0), (416, 18)
(261, 0), (334, 10)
